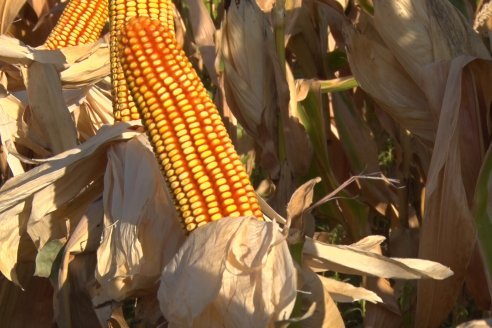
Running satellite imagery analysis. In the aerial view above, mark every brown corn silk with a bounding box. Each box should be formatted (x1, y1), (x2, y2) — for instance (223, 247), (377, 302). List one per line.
(110, 0), (175, 122)
(44, 0), (109, 49)
(118, 17), (263, 232)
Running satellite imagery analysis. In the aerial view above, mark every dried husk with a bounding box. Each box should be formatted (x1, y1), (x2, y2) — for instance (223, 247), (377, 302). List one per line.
(158, 216), (296, 328)
(0, 123), (139, 285)
(95, 135), (185, 302)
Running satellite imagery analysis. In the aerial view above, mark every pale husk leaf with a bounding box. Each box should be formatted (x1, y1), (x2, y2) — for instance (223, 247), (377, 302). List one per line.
(72, 85), (114, 140)
(158, 216), (296, 328)
(96, 136), (185, 302)
(0, 35), (65, 66)
(0, 123), (140, 284)
(60, 44), (110, 88)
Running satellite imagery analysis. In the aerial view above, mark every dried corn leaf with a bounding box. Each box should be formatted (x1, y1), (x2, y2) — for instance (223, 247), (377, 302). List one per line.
(55, 199), (104, 327)
(0, 0), (27, 34)
(96, 136), (185, 302)
(320, 275), (382, 303)
(303, 236), (453, 279)
(0, 122), (139, 284)
(158, 217), (296, 327)
(0, 95), (24, 175)
(299, 268), (344, 328)
(0, 35), (65, 66)
(416, 57), (491, 327)
(186, 0), (217, 83)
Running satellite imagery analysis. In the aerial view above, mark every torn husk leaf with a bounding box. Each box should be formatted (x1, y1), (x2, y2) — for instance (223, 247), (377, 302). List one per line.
(158, 216), (296, 328)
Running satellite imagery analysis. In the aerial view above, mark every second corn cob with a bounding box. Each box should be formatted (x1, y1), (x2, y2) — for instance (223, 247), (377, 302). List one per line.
(110, 0), (175, 122)
(118, 17), (263, 232)
(44, 0), (109, 49)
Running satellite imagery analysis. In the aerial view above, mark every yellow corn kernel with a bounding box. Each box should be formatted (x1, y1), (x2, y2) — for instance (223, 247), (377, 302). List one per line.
(118, 17), (263, 232)
(44, 0), (109, 49)
(110, 0), (175, 122)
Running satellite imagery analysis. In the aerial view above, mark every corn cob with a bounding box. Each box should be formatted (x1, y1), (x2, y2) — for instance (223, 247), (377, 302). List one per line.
(44, 0), (109, 49)
(118, 17), (263, 232)
(110, 0), (174, 122)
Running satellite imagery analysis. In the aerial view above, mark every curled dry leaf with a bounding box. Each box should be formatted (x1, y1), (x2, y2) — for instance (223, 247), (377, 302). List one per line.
(96, 136), (185, 303)
(158, 216), (296, 328)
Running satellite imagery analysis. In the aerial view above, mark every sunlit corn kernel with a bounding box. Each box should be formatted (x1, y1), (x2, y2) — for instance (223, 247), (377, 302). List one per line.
(199, 181), (212, 191)
(192, 207), (204, 216)
(223, 199), (234, 206)
(203, 188), (213, 197)
(211, 213), (222, 221)
(226, 204), (239, 213)
(186, 223), (197, 232)
(195, 214), (207, 223)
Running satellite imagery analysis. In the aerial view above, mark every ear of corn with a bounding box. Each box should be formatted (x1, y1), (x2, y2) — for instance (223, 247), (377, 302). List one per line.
(118, 17), (263, 232)
(110, 0), (174, 122)
(44, 0), (109, 49)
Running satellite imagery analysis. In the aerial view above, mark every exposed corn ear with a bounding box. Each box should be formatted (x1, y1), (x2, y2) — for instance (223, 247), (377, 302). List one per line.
(118, 17), (263, 232)
(110, 0), (174, 122)
(44, 0), (109, 49)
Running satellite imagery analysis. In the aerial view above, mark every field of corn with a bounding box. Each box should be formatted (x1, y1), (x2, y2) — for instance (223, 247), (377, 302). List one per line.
(0, 0), (491, 327)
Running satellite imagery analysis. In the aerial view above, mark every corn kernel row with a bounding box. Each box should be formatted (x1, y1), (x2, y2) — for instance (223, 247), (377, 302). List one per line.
(110, 0), (174, 122)
(44, 0), (109, 49)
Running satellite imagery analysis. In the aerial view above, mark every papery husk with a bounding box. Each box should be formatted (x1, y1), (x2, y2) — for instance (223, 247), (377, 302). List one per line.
(0, 122), (139, 285)
(72, 85), (114, 140)
(221, 0), (280, 176)
(60, 43), (110, 88)
(95, 136), (185, 303)
(158, 216), (296, 328)
(457, 319), (492, 328)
